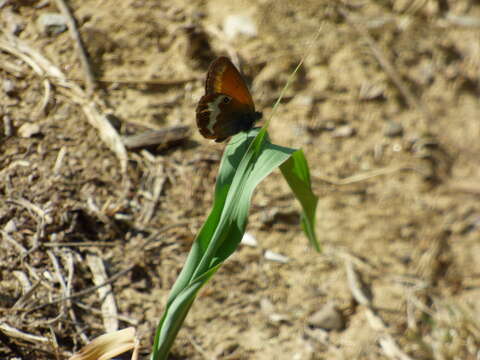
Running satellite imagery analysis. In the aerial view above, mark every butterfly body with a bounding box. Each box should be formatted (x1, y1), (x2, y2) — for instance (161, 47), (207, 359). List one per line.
(196, 57), (261, 142)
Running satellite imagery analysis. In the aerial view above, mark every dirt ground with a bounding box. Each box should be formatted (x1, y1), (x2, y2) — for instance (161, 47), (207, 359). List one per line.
(1, 0), (480, 359)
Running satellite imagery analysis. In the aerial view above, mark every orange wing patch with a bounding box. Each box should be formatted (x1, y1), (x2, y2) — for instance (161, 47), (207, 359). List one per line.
(205, 57), (255, 109)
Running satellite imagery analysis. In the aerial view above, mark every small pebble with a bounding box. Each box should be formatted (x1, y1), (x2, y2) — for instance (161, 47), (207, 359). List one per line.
(18, 123), (41, 138)
(241, 232), (258, 247)
(332, 125), (356, 138)
(4, 219), (17, 233)
(323, 121), (336, 131)
(359, 82), (385, 100)
(223, 14), (257, 40)
(260, 299), (289, 323)
(384, 120), (404, 137)
(3, 115), (13, 136)
(308, 303), (345, 331)
(3, 79), (16, 96)
(264, 250), (290, 263)
(291, 95), (314, 107)
(43, 270), (55, 282)
(37, 13), (68, 36)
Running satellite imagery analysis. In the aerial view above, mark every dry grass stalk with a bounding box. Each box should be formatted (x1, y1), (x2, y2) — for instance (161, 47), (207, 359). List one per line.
(69, 327), (138, 360)
(345, 260), (413, 360)
(0, 33), (128, 172)
(86, 254), (119, 332)
(122, 125), (190, 149)
(340, 9), (432, 125)
(54, 0), (97, 95)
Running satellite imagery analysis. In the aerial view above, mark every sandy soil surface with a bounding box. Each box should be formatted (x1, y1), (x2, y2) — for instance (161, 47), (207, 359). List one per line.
(1, 1), (479, 359)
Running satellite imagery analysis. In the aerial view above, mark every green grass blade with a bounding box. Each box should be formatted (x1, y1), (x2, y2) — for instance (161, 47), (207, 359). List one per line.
(151, 263), (221, 360)
(280, 150), (320, 251)
(191, 127), (294, 276)
(165, 131), (257, 304)
(151, 129), (298, 359)
(213, 131), (296, 260)
(151, 125), (321, 359)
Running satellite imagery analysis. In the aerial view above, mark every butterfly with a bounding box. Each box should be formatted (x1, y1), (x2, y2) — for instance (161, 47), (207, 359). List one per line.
(196, 57), (262, 142)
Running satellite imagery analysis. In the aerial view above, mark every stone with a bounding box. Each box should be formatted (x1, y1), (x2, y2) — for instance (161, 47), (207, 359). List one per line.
(3, 79), (16, 96)
(4, 219), (17, 233)
(223, 14), (257, 40)
(308, 303), (345, 331)
(332, 125), (356, 138)
(18, 123), (41, 138)
(37, 13), (68, 36)
(384, 120), (404, 137)
(264, 250), (290, 264)
(240, 232), (258, 247)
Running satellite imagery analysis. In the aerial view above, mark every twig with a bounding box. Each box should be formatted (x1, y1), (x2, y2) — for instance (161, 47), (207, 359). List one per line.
(48, 251), (88, 344)
(340, 9), (432, 123)
(445, 180), (480, 195)
(141, 165), (166, 224)
(38, 77), (52, 117)
(7, 197), (51, 224)
(12, 280), (41, 310)
(0, 329), (22, 357)
(122, 125), (190, 150)
(345, 259), (413, 360)
(0, 323), (49, 344)
(0, 58), (24, 75)
(345, 259), (372, 307)
(314, 165), (412, 185)
(54, 0), (96, 95)
(1, 229), (27, 254)
(139, 221), (190, 251)
(75, 302), (139, 325)
(11, 271), (37, 309)
(41, 241), (116, 248)
(0, 34), (128, 172)
(375, 324), (414, 360)
(53, 146), (67, 174)
(81, 101), (128, 173)
(97, 76), (197, 86)
(0, 36), (52, 119)
(47, 250), (68, 313)
(86, 254), (119, 332)
(27, 265), (135, 312)
(445, 13), (480, 27)
(63, 251), (89, 344)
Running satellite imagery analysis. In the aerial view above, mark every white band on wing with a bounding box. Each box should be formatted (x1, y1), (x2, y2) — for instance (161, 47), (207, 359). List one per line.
(206, 95), (225, 134)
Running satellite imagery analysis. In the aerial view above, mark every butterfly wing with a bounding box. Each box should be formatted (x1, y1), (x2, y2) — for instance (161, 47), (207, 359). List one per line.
(196, 93), (257, 141)
(196, 93), (223, 140)
(196, 57), (261, 142)
(205, 57), (255, 110)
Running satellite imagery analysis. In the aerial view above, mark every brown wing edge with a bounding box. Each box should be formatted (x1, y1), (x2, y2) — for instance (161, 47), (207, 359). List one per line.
(195, 93), (217, 139)
(205, 57), (229, 94)
(204, 56), (255, 109)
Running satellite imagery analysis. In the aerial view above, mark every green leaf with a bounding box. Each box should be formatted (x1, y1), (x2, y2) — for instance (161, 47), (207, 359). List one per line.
(280, 150), (320, 251)
(151, 128), (319, 359)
